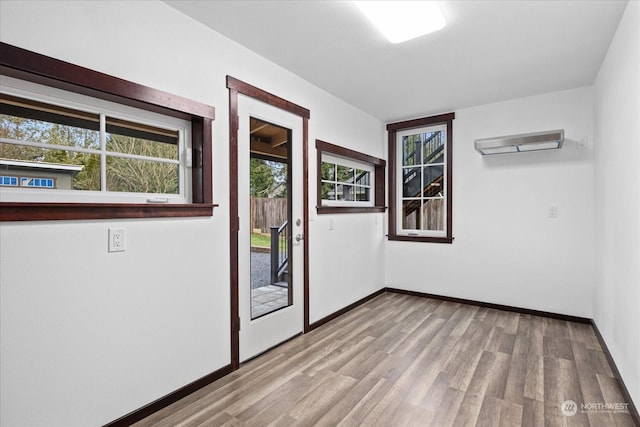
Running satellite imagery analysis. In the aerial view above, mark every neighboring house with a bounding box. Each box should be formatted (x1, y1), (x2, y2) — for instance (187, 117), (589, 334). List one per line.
(267, 180), (286, 199)
(0, 158), (83, 190)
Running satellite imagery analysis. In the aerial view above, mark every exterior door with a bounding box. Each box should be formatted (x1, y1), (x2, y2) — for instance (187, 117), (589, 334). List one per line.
(238, 94), (304, 361)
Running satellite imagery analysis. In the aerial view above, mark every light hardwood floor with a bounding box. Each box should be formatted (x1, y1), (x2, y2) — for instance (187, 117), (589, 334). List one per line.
(135, 292), (637, 426)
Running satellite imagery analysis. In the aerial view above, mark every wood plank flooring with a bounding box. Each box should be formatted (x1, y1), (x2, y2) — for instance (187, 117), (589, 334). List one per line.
(134, 293), (637, 427)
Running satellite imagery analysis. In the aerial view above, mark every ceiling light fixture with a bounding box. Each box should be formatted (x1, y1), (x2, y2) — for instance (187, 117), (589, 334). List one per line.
(354, 1), (446, 44)
(474, 129), (565, 155)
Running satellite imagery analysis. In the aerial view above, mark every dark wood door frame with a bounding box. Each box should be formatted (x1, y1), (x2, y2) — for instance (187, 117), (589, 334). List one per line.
(226, 76), (310, 370)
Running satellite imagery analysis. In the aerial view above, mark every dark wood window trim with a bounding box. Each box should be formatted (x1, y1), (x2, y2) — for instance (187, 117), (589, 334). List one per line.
(316, 139), (386, 214)
(387, 112), (454, 243)
(226, 75), (311, 370)
(0, 42), (216, 221)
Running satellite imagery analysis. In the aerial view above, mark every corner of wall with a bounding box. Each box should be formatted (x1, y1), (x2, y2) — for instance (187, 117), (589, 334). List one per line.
(593, 0), (640, 413)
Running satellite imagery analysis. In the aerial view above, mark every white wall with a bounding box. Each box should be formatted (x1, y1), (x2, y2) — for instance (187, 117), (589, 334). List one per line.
(0, 1), (385, 425)
(308, 105), (386, 323)
(594, 0), (640, 410)
(309, 212), (385, 322)
(386, 87), (596, 318)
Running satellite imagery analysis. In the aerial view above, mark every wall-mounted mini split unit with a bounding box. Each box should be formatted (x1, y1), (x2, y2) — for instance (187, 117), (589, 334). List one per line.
(474, 129), (564, 155)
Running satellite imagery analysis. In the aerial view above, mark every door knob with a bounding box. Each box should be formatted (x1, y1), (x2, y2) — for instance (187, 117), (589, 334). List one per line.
(295, 233), (304, 242)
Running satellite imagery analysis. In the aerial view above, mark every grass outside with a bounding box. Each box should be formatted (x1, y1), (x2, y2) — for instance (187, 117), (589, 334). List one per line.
(251, 232), (271, 248)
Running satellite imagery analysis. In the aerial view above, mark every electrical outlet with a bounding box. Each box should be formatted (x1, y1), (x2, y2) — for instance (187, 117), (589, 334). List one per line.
(548, 206), (559, 219)
(108, 228), (126, 252)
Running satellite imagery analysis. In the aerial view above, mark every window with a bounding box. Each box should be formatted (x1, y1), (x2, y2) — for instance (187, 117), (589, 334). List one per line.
(316, 139), (385, 214)
(321, 155), (373, 205)
(1, 175), (19, 187)
(21, 177), (55, 188)
(1, 79), (189, 203)
(387, 113), (454, 243)
(0, 42), (215, 221)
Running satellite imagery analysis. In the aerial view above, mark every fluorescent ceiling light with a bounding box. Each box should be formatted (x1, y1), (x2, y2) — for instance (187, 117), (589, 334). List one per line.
(354, 1), (446, 44)
(474, 130), (564, 155)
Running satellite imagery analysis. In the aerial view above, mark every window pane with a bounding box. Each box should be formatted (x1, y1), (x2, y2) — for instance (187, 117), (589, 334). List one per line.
(0, 114), (100, 151)
(337, 184), (355, 201)
(423, 165), (444, 197)
(0, 146), (101, 191)
(1, 95), (100, 151)
(0, 115), (100, 151)
(321, 161), (336, 181)
(107, 157), (178, 194)
(402, 134), (422, 166)
(423, 199), (444, 231)
(106, 118), (178, 161)
(321, 182), (336, 200)
(355, 186), (370, 201)
(402, 199), (421, 229)
(402, 167), (421, 198)
(337, 165), (354, 183)
(423, 131), (445, 164)
(402, 199), (444, 231)
(1, 96), (103, 192)
(355, 169), (370, 186)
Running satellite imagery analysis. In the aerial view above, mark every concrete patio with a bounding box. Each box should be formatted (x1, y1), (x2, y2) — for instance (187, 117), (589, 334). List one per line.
(251, 250), (288, 318)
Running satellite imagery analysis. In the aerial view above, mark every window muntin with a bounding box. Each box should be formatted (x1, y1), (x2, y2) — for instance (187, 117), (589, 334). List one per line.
(321, 154), (373, 206)
(0, 76), (189, 203)
(397, 124), (447, 235)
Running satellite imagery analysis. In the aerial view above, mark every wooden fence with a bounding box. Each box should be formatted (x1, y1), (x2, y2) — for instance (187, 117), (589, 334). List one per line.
(402, 199), (444, 231)
(251, 197), (287, 233)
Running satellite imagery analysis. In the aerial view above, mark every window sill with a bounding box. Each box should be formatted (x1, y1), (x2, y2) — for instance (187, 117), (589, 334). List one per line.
(387, 234), (453, 244)
(317, 206), (386, 214)
(0, 202), (217, 221)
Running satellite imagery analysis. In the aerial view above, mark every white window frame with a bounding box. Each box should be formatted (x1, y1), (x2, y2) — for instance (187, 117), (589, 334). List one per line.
(0, 75), (191, 204)
(320, 152), (375, 208)
(396, 123), (448, 238)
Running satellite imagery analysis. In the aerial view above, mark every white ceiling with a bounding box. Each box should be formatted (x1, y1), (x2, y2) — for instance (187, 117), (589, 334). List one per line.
(165, 0), (627, 122)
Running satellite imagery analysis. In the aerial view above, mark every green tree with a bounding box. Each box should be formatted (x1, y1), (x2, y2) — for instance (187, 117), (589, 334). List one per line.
(250, 158), (287, 198)
(43, 149), (71, 164)
(105, 134), (178, 194)
(271, 161), (287, 198)
(320, 162), (339, 199)
(0, 115), (46, 162)
(72, 153), (101, 191)
(250, 158), (275, 197)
